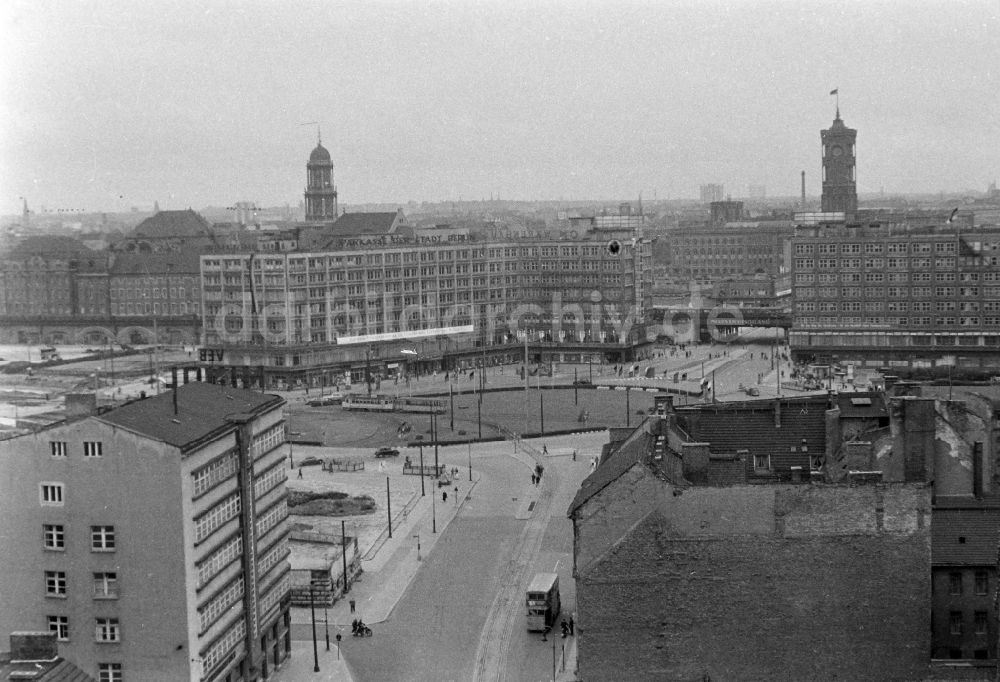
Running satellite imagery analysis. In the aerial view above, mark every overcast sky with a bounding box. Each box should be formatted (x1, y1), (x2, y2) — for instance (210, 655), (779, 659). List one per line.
(1, 0), (998, 214)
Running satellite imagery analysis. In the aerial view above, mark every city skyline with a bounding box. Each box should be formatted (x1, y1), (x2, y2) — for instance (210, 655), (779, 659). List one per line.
(1, 0), (998, 215)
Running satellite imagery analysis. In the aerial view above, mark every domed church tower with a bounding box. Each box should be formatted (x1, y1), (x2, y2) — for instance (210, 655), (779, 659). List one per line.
(304, 131), (338, 221)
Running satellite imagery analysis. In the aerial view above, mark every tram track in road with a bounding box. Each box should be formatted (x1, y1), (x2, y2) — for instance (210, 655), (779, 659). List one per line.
(471, 463), (558, 682)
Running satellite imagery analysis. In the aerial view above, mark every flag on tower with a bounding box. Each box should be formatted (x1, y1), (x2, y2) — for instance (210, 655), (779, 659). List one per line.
(830, 88), (839, 95)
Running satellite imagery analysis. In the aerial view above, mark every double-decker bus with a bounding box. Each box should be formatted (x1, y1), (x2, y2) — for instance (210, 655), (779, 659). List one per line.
(526, 572), (560, 631)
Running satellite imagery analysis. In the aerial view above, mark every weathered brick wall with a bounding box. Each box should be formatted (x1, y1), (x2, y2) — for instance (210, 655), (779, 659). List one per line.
(576, 484), (931, 681)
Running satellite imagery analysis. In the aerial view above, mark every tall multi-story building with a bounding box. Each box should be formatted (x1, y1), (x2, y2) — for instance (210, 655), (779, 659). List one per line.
(820, 108), (858, 216)
(699, 184), (725, 203)
(199, 228), (652, 389)
(664, 220), (793, 284)
(789, 222), (1000, 369)
(0, 384), (291, 682)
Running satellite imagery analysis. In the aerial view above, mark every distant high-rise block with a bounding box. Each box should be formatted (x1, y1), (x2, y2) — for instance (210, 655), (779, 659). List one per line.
(699, 184), (725, 204)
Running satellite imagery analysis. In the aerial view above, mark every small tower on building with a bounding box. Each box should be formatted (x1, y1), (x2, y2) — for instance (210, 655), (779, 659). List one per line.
(304, 130), (338, 221)
(820, 106), (858, 215)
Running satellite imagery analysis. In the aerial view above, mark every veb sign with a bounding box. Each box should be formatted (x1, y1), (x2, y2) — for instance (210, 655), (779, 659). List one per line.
(198, 348), (225, 363)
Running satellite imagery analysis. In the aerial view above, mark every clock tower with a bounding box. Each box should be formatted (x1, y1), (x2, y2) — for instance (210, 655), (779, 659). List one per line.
(304, 132), (338, 222)
(820, 109), (857, 215)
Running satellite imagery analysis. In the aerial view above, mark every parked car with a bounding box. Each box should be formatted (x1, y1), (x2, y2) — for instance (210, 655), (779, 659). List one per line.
(745, 387), (760, 396)
(374, 447), (400, 458)
(306, 393), (344, 407)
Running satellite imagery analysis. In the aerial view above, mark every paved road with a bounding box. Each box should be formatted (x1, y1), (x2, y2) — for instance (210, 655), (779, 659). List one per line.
(331, 439), (590, 682)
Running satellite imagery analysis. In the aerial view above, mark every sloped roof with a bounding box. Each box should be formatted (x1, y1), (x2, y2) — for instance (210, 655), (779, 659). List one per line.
(0, 656), (94, 682)
(329, 212), (400, 236)
(675, 396), (830, 458)
(568, 420), (657, 517)
(932, 499), (1000, 566)
(110, 249), (202, 275)
(98, 383), (283, 451)
(130, 209), (213, 240)
(5, 235), (92, 258)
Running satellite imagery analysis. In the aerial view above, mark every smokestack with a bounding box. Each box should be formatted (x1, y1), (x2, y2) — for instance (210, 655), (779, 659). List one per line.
(172, 367), (179, 415)
(973, 441), (984, 498)
(801, 171), (806, 208)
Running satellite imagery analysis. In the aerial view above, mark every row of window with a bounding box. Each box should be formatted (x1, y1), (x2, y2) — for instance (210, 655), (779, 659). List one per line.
(795, 241), (956, 255)
(798, 301), (994, 313)
(44, 524), (115, 551)
(948, 570), (989, 595)
(795, 257), (959, 270)
(49, 441), (102, 458)
(796, 317), (1000, 328)
(194, 494), (241, 544)
(192, 451), (239, 498)
(45, 570), (118, 598)
(796, 286), (988, 298)
(47, 615), (119, 642)
(197, 534), (243, 589)
(795, 272), (991, 284)
(947, 610), (990, 636)
(110, 302), (198, 316)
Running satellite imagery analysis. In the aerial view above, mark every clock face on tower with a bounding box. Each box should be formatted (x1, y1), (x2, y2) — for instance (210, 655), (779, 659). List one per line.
(832, 145), (843, 157)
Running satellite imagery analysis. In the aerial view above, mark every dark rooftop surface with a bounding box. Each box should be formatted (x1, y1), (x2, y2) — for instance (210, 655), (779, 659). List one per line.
(568, 421), (656, 516)
(130, 209), (214, 240)
(98, 383), (283, 450)
(932, 497), (1000, 566)
(6, 235), (93, 258)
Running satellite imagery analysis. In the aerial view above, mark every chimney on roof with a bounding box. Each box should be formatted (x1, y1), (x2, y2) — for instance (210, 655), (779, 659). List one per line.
(9, 631), (58, 661)
(973, 441), (985, 498)
(65, 393), (97, 419)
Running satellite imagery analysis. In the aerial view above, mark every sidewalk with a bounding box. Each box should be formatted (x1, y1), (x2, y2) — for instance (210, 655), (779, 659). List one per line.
(269, 638), (355, 682)
(278, 435), (583, 681)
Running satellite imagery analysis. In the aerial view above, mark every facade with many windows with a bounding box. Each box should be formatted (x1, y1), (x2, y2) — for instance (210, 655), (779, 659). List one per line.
(199, 230), (653, 389)
(0, 383), (290, 682)
(663, 221), (793, 284)
(790, 223), (1000, 368)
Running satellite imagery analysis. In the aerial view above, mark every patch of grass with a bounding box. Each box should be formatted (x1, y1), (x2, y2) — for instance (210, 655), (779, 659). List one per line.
(289, 490), (376, 516)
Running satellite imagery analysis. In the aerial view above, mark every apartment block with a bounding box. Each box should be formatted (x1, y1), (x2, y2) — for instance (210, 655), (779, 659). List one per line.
(199, 231), (652, 389)
(790, 223), (1000, 368)
(0, 384), (291, 682)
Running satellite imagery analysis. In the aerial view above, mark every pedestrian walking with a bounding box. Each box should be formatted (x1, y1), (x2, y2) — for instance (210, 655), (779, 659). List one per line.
(531, 473), (537, 485)
(442, 491), (448, 503)
(454, 486), (458, 504)
(297, 467), (303, 479)
(569, 614), (575, 635)
(572, 449), (577, 461)
(350, 599), (356, 614)
(542, 444), (548, 455)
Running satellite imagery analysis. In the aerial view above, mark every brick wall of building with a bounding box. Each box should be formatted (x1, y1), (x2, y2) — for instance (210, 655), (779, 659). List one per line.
(576, 483), (931, 681)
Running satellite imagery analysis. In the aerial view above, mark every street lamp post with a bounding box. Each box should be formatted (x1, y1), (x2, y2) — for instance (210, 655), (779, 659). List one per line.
(341, 519), (349, 596)
(309, 584), (320, 672)
(418, 443), (425, 496)
(324, 603), (330, 651)
(468, 442), (472, 482)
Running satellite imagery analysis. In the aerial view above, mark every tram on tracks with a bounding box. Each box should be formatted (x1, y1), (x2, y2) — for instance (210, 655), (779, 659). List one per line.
(340, 393), (446, 414)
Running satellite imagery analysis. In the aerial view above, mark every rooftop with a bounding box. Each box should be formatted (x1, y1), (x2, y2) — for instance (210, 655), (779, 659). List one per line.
(931, 497), (1000, 566)
(97, 382), (283, 451)
(130, 209), (214, 240)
